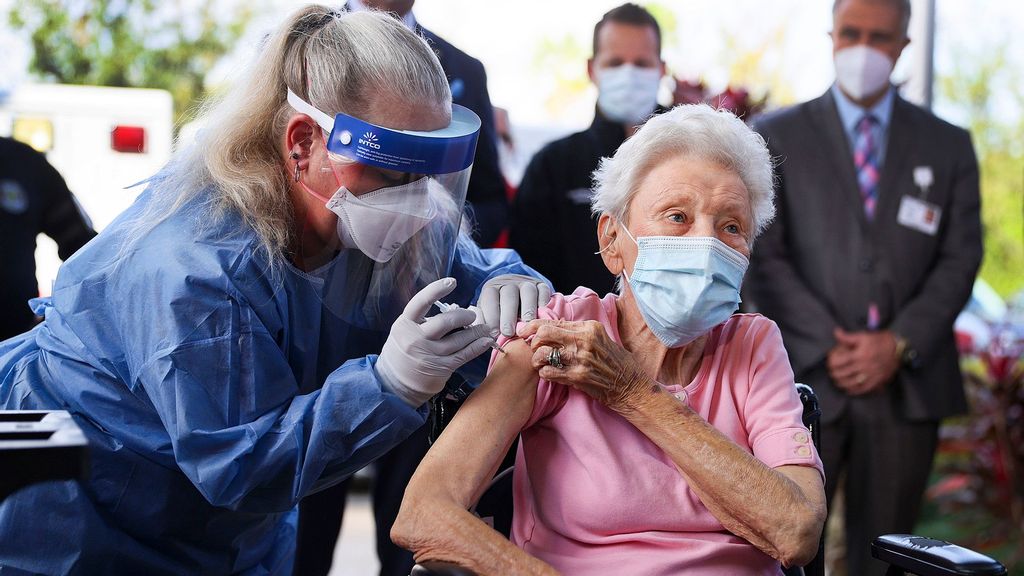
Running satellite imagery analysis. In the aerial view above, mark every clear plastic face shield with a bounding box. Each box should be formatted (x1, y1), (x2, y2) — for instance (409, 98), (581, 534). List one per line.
(288, 89), (480, 330)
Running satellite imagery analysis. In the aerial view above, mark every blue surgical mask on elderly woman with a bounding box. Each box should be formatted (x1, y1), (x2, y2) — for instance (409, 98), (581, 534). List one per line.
(620, 225), (748, 348)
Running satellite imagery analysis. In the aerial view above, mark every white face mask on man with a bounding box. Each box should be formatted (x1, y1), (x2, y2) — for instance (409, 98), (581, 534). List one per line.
(596, 64), (662, 125)
(834, 45), (894, 101)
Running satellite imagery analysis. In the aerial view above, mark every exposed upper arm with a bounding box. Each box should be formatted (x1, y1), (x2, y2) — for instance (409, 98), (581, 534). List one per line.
(409, 338), (539, 509)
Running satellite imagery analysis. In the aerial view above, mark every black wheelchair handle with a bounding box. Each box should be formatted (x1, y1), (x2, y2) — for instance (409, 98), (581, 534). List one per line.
(871, 534), (1007, 576)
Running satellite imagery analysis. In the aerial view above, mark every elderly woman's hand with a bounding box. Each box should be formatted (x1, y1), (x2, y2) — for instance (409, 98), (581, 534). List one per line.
(517, 319), (653, 412)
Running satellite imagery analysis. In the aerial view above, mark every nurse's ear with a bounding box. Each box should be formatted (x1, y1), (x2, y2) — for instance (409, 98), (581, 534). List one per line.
(283, 114), (318, 172)
(596, 214), (624, 276)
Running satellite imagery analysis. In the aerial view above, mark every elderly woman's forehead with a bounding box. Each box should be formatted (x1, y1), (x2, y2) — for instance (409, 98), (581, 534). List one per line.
(633, 157), (749, 200)
(618, 164), (749, 238)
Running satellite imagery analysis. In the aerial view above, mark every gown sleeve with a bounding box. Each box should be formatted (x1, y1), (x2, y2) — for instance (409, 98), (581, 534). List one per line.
(122, 245), (427, 513)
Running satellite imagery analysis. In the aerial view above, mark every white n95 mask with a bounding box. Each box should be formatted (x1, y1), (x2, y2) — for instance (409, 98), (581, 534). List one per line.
(622, 228), (748, 348)
(326, 178), (439, 263)
(834, 45), (893, 101)
(596, 64), (662, 125)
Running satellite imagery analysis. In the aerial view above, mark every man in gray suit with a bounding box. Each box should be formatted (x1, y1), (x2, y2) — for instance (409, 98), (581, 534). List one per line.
(746, 0), (982, 574)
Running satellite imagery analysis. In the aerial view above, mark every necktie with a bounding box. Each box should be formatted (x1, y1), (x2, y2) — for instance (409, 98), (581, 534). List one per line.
(854, 115), (881, 330)
(853, 114), (880, 220)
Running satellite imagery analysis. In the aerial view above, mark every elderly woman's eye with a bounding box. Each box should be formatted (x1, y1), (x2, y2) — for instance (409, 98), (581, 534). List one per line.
(725, 223), (741, 234)
(668, 213), (686, 223)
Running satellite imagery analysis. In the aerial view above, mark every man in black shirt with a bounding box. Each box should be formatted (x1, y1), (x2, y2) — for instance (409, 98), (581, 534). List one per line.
(510, 3), (666, 296)
(0, 136), (96, 341)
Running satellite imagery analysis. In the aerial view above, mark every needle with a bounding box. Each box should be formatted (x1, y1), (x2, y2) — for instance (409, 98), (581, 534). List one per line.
(435, 301), (506, 355)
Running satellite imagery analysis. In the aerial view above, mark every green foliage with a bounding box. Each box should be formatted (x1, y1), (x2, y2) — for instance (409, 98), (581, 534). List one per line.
(718, 23), (787, 106)
(938, 44), (1024, 298)
(531, 33), (590, 117)
(8, 0), (253, 129)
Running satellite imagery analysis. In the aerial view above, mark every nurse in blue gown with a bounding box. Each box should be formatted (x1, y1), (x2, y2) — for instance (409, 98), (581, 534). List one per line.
(0, 7), (547, 575)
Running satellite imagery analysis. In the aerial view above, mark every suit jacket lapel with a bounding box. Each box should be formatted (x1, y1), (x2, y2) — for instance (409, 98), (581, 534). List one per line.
(809, 91), (869, 233)
(875, 95), (914, 225)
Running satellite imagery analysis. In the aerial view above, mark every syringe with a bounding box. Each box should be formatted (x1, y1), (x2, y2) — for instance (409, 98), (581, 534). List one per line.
(434, 301), (506, 354)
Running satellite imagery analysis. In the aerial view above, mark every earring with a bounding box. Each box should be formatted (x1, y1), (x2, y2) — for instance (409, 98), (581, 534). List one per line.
(294, 162), (301, 183)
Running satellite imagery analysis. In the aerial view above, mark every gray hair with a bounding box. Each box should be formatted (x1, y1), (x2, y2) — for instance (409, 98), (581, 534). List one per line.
(591, 103), (775, 240)
(120, 6), (451, 271)
(833, 0), (911, 37)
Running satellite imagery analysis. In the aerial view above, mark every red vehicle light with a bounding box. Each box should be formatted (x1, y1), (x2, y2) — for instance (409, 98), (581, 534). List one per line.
(111, 125), (146, 153)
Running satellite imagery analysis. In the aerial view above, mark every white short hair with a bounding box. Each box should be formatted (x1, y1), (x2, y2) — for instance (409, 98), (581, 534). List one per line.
(591, 104), (775, 239)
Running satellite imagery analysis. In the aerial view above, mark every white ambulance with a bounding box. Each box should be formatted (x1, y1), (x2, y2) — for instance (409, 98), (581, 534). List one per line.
(0, 83), (174, 295)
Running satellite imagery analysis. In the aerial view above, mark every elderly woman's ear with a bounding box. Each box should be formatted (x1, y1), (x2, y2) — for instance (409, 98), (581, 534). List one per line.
(596, 213), (625, 276)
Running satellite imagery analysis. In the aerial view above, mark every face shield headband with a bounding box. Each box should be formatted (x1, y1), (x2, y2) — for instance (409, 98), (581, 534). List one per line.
(286, 88), (481, 175)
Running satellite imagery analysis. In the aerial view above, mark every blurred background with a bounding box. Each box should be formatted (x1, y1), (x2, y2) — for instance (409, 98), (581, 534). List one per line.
(1, 1), (1021, 573)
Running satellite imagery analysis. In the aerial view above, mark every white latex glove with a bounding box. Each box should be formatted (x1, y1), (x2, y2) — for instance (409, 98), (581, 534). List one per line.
(478, 274), (553, 337)
(377, 277), (498, 407)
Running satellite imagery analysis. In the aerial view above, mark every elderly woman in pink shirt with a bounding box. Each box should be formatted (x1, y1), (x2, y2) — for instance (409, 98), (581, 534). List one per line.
(392, 104), (826, 575)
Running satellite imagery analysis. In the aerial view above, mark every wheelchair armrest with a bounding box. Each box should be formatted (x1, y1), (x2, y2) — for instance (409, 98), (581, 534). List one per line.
(871, 534), (1007, 576)
(410, 561), (477, 576)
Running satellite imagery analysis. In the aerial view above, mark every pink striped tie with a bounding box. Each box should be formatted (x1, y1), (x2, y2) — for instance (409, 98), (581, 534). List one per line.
(853, 115), (880, 220)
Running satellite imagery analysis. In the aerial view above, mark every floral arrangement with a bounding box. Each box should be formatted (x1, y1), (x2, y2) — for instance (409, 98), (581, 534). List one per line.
(928, 319), (1024, 568)
(670, 78), (768, 122)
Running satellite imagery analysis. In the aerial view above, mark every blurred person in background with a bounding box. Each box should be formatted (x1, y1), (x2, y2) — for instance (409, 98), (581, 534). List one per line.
(0, 7), (546, 574)
(745, 0), (982, 573)
(0, 135), (96, 340)
(489, 105), (521, 248)
(492, 106), (519, 199)
(293, 4), (520, 576)
(509, 3), (667, 297)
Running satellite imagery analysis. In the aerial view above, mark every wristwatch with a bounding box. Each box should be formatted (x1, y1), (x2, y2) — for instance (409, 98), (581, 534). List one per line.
(893, 334), (919, 369)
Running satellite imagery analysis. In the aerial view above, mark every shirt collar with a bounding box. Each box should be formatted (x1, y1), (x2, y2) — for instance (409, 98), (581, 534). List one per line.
(831, 82), (895, 134)
(347, 0), (417, 30)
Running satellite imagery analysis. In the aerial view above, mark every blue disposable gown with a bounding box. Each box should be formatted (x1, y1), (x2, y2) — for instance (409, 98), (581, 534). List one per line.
(0, 187), (537, 575)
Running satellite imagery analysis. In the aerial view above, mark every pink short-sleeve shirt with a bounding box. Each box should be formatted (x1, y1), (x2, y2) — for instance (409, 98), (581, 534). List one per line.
(497, 289), (823, 575)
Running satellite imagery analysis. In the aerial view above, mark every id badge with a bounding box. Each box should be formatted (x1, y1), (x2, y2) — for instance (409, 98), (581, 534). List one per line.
(897, 195), (941, 236)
